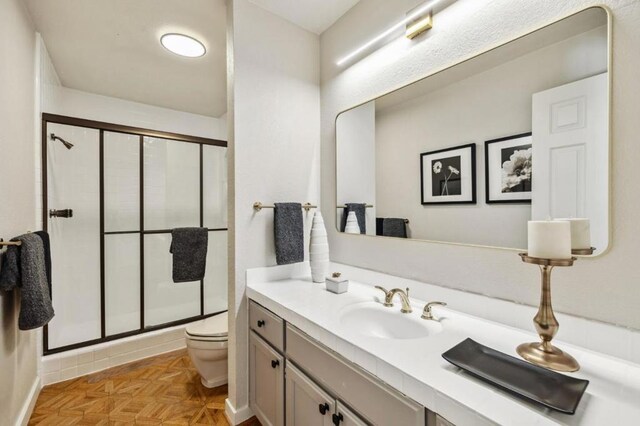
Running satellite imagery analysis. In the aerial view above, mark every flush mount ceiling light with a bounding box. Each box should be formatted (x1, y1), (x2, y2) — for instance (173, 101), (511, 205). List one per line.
(336, 0), (446, 66)
(160, 33), (206, 58)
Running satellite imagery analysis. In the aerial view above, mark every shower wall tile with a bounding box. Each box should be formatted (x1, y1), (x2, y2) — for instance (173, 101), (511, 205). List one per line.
(93, 348), (109, 361)
(42, 357), (60, 374)
(41, 321), (192, 385)
(77, 363), (95, 377)
(59, 366), (78, 382)
(77, 349), (93, 365)
(143, 137), (200, 230)
(42, 372), (60, 386)
(203, 145), (228, 229)
(46, 123), (101, 350)
(143, 233), (200, 327)
(59, 354), (77, 370)
(104, 132), (140, 232)
(105, 234), (141, 336)
(205, 231), (228, 315)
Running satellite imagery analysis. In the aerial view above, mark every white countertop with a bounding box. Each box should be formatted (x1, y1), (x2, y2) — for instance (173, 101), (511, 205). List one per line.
(247, 273), (640, 426)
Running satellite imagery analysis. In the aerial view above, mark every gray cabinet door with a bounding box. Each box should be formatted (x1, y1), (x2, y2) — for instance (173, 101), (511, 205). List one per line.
(334, 401), (367, 426)
(435, 414), (456, 426)
(286, 363), (335, 426)
(249, 331), (284, 426)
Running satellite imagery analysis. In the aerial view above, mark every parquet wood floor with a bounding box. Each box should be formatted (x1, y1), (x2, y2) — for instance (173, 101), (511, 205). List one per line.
(29, 349), (261, 426)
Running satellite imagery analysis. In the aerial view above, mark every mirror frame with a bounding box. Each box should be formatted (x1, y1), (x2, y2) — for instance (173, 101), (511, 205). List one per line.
(334, 6), (612, 256)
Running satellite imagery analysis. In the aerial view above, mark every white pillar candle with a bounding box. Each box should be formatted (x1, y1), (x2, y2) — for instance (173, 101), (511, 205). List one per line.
(527, 220), (572, 259)
(555, 218), (591, 250)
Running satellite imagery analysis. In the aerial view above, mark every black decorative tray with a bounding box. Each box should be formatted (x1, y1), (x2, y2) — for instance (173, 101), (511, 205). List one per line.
(442, 338), (589, 414)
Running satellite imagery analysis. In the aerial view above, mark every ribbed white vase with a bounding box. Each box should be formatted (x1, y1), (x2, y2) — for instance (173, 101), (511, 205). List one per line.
(309, 211), (330, 283)
(344, 211), (361, 234)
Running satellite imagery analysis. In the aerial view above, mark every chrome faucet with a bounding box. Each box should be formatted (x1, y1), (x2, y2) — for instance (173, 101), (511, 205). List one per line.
(422, 301), (447, 321)
(375, 286), (412, 313)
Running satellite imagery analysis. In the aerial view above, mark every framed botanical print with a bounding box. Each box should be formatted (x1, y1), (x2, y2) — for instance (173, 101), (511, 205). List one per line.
(485, 133), (532, 204)
(420, 143), (476, 205)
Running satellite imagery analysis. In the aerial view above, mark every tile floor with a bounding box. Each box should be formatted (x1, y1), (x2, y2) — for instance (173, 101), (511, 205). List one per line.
(29, 349), (260, 425)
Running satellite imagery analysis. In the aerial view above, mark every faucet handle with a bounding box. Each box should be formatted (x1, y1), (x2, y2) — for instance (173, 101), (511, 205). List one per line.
(422, 301), (447, 320)
(374, 285), (393, 307)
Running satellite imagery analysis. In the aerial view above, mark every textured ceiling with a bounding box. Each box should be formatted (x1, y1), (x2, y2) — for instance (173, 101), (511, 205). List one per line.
(248, 0), (360, 34)
(25, 0), (227, 117)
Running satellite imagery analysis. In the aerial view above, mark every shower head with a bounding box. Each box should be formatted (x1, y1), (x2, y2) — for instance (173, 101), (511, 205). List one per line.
(51, 133), (74, 150)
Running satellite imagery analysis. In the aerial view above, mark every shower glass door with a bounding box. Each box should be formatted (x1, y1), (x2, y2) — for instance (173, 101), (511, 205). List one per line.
(46, 123), (101, 349)
(44, 115), (227, 354)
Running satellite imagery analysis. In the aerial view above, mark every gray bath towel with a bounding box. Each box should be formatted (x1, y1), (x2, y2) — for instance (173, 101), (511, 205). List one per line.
(274, 203), (304, 265)
(170, 228), (208, 283)
(382, 218), (408, 238)
(34, 231), (52, 293)
(0, 234), (55, 330)
(340, 203), (366, 234)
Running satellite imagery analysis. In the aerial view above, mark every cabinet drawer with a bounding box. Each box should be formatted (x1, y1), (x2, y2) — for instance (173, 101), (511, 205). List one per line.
(286, 324), (425, 426)
(249, 300), (284, 352)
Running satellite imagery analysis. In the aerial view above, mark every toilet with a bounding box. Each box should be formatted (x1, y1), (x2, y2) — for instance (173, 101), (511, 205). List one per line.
(185, 311), (229, 388)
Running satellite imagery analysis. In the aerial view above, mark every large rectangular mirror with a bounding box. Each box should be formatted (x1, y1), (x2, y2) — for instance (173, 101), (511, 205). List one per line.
(336, 7), (610, 254)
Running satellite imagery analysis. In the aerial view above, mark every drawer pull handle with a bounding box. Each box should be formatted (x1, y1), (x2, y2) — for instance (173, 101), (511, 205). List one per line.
(319, 403), (329, 415)
(257, 320), (265, 328)
(271, 359), (280, 369)
(332, 413), (344, 425)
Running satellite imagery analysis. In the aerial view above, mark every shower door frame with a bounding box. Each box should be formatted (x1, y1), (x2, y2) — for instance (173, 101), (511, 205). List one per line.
(42, 113), (228, 355)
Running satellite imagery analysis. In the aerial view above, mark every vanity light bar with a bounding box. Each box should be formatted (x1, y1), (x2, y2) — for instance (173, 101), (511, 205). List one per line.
(336, 0), (445, 66)
(406, 11), (433, 39)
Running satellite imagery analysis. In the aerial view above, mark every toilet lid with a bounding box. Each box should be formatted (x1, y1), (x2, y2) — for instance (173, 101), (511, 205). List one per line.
(186, 311), (228, 338)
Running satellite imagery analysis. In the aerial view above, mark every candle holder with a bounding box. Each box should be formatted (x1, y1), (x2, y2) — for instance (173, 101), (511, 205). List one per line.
(517, 253), (580, 372)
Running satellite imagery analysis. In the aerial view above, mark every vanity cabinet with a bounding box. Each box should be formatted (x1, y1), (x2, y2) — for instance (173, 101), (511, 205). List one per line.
(248, 300), (432, 426)
(286, 363), (367, 426)
(249, 331), (284, 426)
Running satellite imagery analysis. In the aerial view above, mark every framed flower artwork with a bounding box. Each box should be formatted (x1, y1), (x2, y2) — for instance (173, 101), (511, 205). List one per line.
(484, 133), (532, 204)
(420, 143), (476, 205)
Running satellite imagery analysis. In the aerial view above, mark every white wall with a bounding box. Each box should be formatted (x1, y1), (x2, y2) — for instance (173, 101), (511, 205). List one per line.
(336, 101), (376, 235)
(321, 0), (640, 330)
(38, 38), (226, 141)
(45, 87), (227, 141)
(226, 0), (320, 421)
(0, 0), (40, 424)
(373, 26), (607, 248)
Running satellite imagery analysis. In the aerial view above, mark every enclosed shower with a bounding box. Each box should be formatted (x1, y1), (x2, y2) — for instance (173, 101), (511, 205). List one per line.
(43, 114), (228, 354)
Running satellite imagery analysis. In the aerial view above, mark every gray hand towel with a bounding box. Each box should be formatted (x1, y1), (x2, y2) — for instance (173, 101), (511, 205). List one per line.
(170, 228), (209, 283)
(274, 203), (304, 265)
(1, 234), (55, 330)
(0, 244), (21, 291)
(382, 218), (408, 238)
(340, 203), (366, 234)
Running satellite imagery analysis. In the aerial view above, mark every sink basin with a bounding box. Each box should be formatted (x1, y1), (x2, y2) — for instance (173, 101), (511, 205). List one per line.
(339, 302), (442, 340)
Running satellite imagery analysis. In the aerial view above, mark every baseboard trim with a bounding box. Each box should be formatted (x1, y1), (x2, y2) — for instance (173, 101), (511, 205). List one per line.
(15, 376), (41, 426)
(224, 398), (254, 425)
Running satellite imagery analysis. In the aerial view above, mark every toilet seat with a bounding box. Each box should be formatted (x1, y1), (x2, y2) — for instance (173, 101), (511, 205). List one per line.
(186, 311), (228, 342)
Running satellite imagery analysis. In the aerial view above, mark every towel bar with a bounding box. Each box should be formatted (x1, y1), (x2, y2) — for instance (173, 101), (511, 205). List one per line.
(253, 202), (317, 212)
(0, 239), (22, 246)
(337, 204), (374, 208)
